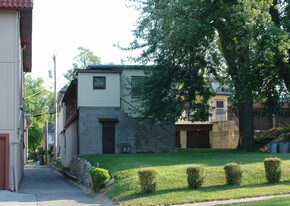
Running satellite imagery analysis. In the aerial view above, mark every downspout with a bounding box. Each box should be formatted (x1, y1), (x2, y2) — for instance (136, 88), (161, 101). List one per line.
(77, 118), (79, 155)
(77, 83), (80, 155)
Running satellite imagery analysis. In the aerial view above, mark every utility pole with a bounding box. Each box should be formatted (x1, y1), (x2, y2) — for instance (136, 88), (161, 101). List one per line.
(45, 121), (48, 164)
(53, 54), (58, 161)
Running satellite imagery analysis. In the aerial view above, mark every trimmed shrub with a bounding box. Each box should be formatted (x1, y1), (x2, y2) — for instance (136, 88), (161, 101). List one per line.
(90, 167), (110, 191)
(186, 166), (204, 189)
(264, 157), (282, 183)
(224, 162), (242, 186)
(138, 169), (157, 194)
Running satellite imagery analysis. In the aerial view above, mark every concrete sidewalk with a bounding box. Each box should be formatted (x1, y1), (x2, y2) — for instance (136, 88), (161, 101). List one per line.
(17, 164), (108, 206)
(0, 190), (36, 206)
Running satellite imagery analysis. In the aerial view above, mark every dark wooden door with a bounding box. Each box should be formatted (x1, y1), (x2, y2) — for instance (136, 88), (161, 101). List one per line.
(0, 135), (8, 190)
(187, 131), (210, 148)
(102, 122), (115, 154)
(175, 131), (181, 148)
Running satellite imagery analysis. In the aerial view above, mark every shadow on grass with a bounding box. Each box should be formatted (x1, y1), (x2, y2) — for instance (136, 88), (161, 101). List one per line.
(122, 180), (290, 202)
(81, 149), (290, 172)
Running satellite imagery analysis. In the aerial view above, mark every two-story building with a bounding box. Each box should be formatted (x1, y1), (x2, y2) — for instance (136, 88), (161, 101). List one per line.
(175, 82), (239, 149)
(58, 65), (175, 166)
(0, 0), (33, 191)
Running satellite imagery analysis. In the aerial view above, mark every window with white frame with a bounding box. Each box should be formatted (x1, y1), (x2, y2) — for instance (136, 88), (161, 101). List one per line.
(215, 100), (225, 120)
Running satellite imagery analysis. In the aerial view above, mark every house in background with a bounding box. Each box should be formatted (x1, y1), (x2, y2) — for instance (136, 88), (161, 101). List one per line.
(175, 84), (290, 149)
(175, 82), (239, 149)
(0, 0), (33, 191)
(43, 125), (54, 151)
(58, 65), (175, 166)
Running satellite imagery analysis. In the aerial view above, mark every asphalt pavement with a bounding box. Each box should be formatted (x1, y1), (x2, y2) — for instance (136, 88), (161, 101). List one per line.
(0, 163), (114, 206)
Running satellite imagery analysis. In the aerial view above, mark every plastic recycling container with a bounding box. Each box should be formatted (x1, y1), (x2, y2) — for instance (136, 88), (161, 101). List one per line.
(269, 142), (278, 154)
(39, 155), (45, 165)
(278, 142), (288, 153)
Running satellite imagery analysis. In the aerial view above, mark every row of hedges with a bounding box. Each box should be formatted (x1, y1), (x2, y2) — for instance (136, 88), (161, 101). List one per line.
(138, 157), (282, 194)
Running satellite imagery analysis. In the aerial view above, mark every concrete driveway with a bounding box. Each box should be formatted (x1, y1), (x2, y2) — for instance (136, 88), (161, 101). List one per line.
(0, 164), (115, 206)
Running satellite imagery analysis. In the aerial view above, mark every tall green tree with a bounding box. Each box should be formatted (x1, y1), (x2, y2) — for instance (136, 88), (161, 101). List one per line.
(25, 75), (54, 157)
(128, 0), (290, 151)
(213, 0), (289, 149)
(269, 0), (290, 92)
(63, 47), (101, 86)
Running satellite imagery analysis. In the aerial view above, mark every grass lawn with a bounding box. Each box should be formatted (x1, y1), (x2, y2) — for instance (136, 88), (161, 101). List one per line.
(228, 196), (290, 205)
(81, 149), (290, 205)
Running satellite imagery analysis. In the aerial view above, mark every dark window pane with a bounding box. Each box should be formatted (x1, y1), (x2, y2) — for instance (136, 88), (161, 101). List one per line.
(216, 101), (224, 108)
(93, 76), (106, 89)
(131, 76), (144, 98)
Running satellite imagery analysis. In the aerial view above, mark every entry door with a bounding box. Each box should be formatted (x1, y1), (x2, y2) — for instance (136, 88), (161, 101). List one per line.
(175, 131), (181, 148)
(102, 122), (115, 154)
(0, 134), (9, 190)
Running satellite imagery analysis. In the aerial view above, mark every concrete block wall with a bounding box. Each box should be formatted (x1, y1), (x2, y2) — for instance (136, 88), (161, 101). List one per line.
(134, 123), (175, 153)
(78, 107), (175, 154)
(210, 121), (239, 149)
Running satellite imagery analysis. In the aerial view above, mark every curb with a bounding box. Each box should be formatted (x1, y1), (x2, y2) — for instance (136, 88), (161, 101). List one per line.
(174, 193), (290, 206)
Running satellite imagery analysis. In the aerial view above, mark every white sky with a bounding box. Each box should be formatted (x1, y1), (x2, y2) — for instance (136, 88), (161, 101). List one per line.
(31, 0), (140, 90)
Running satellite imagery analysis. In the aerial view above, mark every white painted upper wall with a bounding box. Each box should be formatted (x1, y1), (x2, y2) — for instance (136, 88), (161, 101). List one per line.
(0, 63), (16, 129)
(0, 11), (16, 63)
(0, 11), (21, 132)
(176, 95), (229, 125)
(78, 72), (121, 107)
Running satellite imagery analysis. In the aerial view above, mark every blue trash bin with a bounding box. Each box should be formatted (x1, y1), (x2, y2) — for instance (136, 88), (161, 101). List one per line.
(279, 142), (288, 153)
(269, 142), (278, 154)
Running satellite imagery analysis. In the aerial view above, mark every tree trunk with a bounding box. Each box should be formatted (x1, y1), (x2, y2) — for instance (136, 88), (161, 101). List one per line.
(33, 151), (38, 161)
(237, 95), (256, 151)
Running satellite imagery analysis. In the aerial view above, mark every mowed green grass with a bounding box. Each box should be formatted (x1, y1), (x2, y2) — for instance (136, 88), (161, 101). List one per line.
(228, 196), (290, 205)
(82, 149), (290, 205)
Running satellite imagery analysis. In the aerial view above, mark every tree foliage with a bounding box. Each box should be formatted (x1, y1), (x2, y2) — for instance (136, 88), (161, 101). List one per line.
(128, 0), (290, 150)
(28, 124), (43, 156)
(270, 0), (290, 92)
(25, 75), (54, 154)
(63, 46), (101, 86)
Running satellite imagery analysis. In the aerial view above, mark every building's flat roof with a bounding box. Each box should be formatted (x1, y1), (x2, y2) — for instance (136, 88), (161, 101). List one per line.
(76, 64), (151, 74)
(87, 64), (150, 70)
